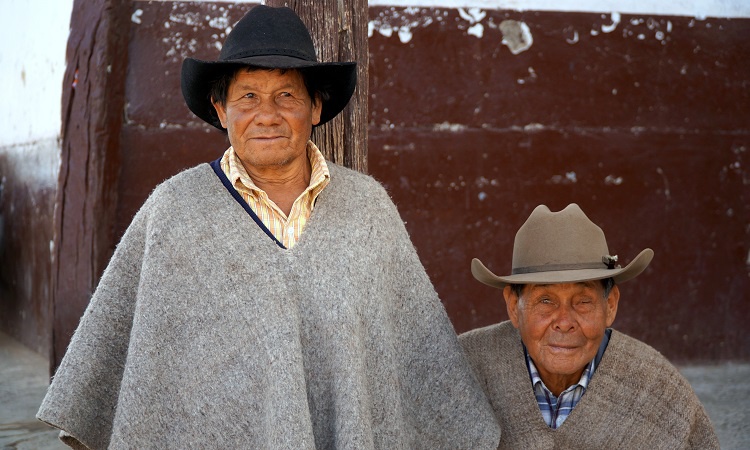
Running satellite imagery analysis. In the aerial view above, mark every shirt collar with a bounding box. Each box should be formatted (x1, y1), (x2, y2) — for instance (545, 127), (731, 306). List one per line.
(225, 140), (330, 195)
(524, 328), (612, 394)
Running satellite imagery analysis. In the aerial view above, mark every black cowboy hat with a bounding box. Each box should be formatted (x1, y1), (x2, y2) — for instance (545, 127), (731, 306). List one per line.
(181, 5), (357, 130)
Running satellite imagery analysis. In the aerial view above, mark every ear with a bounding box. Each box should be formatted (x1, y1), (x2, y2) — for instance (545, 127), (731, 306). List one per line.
(311, 94), (323, 126)
(503, 286), (521, 329)
(605, 285), (620, 327)
(212, 99), (228, 129)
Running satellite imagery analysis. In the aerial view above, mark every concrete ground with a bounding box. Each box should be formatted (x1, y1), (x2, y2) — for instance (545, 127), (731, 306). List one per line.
(1, 330), (748, 449)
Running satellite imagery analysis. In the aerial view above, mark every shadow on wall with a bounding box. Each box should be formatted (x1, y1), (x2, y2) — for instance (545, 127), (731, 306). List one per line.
(0, 139), (59, 358)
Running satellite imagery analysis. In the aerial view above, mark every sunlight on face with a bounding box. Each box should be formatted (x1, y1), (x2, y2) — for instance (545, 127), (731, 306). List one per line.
(504, 281), (619, 395)
(212, 68), (322, 172)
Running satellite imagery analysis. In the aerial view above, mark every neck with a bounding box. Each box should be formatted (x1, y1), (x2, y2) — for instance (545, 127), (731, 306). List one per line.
(542, 372), (584, 397)
(246, 160), (311, 216)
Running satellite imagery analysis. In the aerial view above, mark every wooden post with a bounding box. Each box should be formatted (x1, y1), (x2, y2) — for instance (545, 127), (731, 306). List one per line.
(266, 0), (369, 173)
(51, 0), (130, 372)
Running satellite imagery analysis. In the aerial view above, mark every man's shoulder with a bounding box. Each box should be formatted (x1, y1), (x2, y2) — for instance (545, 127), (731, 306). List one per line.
(131, 163), (219, 219)
(327, 162), (383, 190)
(155, 163), (214, 190)
(146, 163), (216, 201)
(459, 321), (518, 354)
(608, 330), (676, 367)
(602, 329), (690, 388)
(325, 162), (395, 210)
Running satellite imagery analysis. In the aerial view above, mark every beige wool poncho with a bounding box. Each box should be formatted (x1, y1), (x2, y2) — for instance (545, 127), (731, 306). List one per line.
(460, 321), (719, 449)
(38, 162), (501, 449)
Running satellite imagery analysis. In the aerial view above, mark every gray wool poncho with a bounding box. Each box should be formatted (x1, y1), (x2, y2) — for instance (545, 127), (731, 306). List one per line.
(459, 321), (719, 449)
(37, 162), (501, 450)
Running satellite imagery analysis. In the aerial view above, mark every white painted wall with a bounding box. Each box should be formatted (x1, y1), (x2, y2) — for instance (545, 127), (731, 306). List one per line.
(0, 0), (74, 147)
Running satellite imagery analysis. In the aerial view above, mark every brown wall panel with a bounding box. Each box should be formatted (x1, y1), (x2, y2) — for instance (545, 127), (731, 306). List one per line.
(0, 144), (56, 355)
(368, 7), (749, 362)
(117, 128), (227, 237)
(105, 3), (748, 364)
(369, 8), (749, 131)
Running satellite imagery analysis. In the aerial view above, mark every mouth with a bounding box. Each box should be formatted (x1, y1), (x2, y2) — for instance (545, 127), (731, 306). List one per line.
(251, 135), (285, 140)
(547, 344), (579, 353)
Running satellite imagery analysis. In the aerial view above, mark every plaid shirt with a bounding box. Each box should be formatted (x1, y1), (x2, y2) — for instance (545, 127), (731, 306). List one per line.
(525, 329), (612, 429)
(219, 141), (330, 249)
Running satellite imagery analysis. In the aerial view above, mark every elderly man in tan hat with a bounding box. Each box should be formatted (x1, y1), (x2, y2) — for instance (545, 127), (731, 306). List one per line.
(460, 203), (718, 449)
(37, 5), (499, 449)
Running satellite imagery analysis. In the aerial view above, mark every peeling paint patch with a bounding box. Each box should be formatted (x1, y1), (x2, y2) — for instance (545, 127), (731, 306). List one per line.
(131, 9), (143, 24)
(368, 7), (435, 44)
(524, 123), (545, 132)
(566, 30), (579, 44)
(458, 7), (486, 24)
(549, 171), (578, 184)
(604, 175), (623, 185)
(467, 23), (484, 38)
(499, 20), (533, 55)
(601, 12), (620, 33)
(433, 122), (467, 132)
(656, 167), (671, 200)
(208, 16), (229, 30)
(517, 67), (538, 85)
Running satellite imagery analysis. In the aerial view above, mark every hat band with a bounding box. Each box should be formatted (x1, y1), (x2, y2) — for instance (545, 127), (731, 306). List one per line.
(223, 48), (316, 62)
(512, 261), (607, 275)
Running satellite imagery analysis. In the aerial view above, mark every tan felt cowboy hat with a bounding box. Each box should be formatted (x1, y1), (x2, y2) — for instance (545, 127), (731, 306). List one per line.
(181, 5), (357, 130)
(472, 203), (654, 288)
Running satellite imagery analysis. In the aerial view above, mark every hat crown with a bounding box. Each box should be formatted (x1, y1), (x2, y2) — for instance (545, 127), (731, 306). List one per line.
(219, 5), (318, 62)
(512, 204), (610, 273)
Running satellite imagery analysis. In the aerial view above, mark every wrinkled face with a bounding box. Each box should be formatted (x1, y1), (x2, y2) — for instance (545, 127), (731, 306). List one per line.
(504, 281), (619, 392)
(212, 68), (322, 171)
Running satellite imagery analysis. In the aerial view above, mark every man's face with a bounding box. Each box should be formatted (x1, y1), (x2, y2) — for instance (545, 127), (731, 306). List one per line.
(212, 68), (322, 172)
(504, 281), (619, 394)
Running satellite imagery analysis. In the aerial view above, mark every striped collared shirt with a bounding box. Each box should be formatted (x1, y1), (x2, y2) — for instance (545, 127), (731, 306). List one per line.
(525, 329), (612, 429)
(219, 140), (330, 249)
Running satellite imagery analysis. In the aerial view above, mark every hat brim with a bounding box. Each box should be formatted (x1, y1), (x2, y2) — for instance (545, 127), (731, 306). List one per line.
(471, 248), (654, 289)
(181, 55), (357, 130)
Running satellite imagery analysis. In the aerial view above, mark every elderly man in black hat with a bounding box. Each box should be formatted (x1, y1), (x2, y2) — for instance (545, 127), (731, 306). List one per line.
(460, 203), (718, 449)
(37, 6), (500, 449)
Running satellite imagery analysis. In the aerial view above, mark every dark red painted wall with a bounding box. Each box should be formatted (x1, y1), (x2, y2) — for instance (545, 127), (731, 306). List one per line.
(118, 4), (750, 362)
(368, 7), (749, 362)
(4, 2), (745, 364)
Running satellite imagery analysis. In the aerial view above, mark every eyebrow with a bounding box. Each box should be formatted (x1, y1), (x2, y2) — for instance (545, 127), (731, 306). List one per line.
(232, 83), (299, 92)
(531, 281), (599, 290)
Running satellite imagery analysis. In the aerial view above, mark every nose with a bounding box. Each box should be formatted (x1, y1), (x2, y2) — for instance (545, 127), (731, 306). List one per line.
(552, 304), (576, 332)
(254, 100), (282, 125)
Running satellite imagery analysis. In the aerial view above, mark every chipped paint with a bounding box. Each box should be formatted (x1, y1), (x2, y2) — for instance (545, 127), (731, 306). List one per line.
(467, 23), (484, 38)
(457, 7), (486, 23)
(368, 7), (435, 43)
(433, 122), (467, 132)
(549, 171), (578, 184)
(136, 0), (750, 18)
(656, 167), (671, 200)
(604, 175), (623, 185)
(132, 9), (144, 24)
(601, 12), (620, 33)
(499, 20), (533, 55)
(366, 1), (750, 19)
(160, 8), (233, 61)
